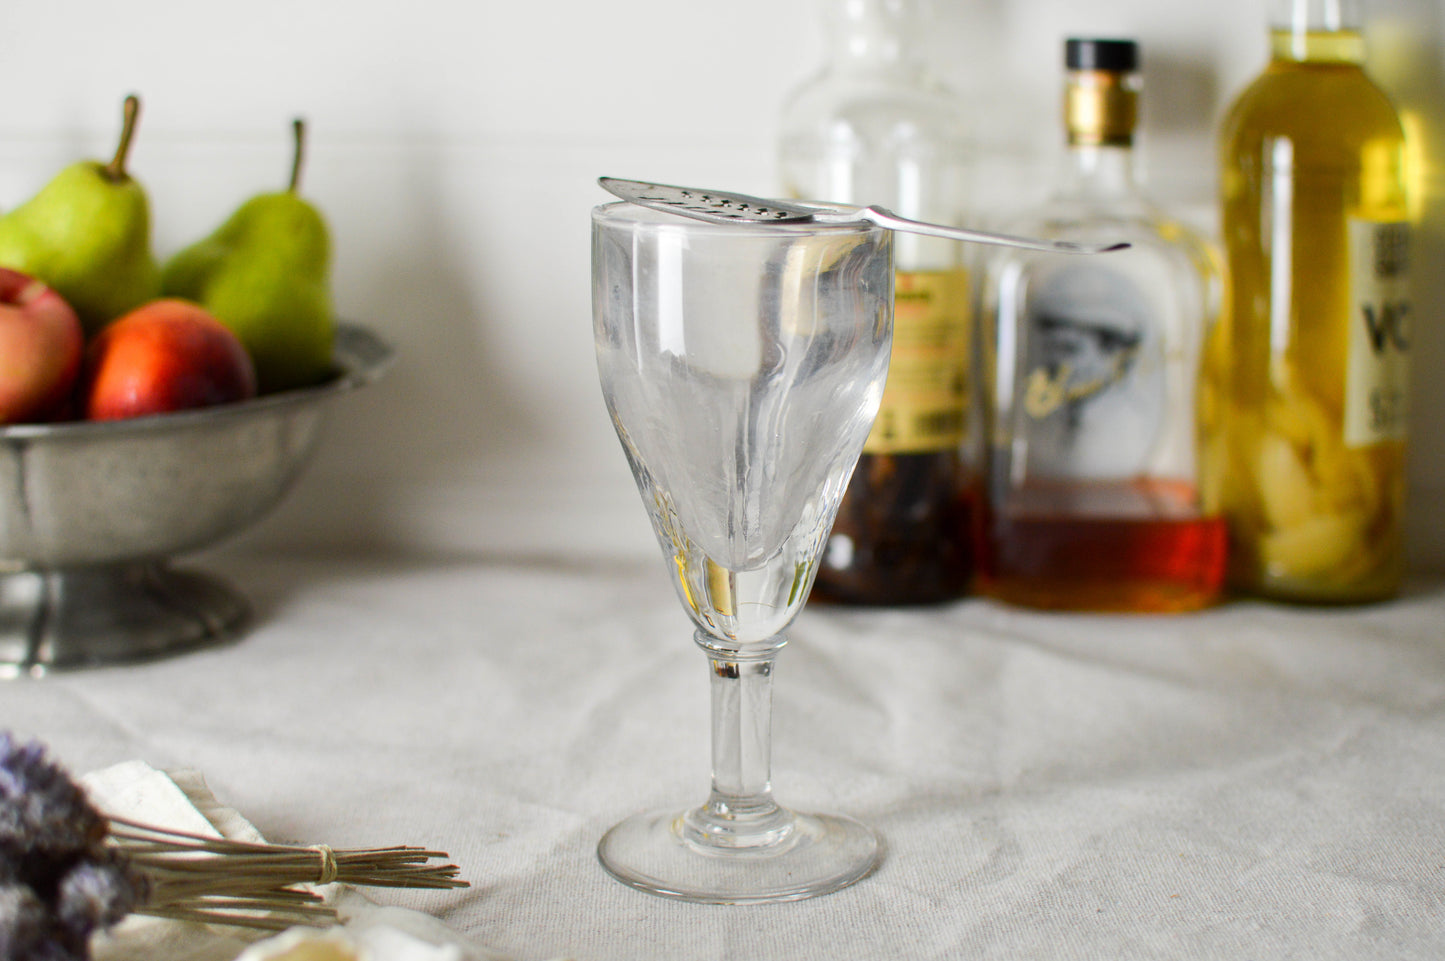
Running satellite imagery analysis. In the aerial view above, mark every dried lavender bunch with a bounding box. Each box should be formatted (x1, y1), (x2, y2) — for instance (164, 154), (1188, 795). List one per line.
(0, 734), (466, 960)
(0, 734), (147, 961)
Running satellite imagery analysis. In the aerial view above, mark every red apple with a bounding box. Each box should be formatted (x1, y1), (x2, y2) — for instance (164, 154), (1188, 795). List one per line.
(0, 268), (85, 425)
(81, 299), (257, 421)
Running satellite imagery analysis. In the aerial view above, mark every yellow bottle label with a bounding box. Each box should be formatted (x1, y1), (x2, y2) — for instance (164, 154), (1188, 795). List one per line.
(1344, 219), (1410, 446)
(863, 268), (971, 454)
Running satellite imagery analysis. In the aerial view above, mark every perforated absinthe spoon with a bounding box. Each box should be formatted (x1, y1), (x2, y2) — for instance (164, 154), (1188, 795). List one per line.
(599, 177), (1129, 255)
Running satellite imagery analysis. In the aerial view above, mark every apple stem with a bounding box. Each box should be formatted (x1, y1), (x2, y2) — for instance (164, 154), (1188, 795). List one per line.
(289, 118), (306, 193)
(104, 94), (141, 183)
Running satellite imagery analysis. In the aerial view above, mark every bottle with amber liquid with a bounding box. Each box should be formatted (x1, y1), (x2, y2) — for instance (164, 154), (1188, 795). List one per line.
(1211, 0), (1411, 603)
(778, 0), (974, 605)
(975, 39), (1226, 612)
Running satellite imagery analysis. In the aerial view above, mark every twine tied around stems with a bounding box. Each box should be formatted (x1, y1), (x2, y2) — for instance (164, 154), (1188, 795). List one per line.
(310, 844), (340, 885)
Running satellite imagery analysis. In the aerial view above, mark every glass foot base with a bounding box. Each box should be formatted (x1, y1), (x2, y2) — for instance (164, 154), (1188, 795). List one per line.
(597, 807), (881, 904)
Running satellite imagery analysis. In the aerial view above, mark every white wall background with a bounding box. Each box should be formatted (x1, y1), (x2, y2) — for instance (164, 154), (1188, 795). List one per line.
(2, 0), (1443, 568)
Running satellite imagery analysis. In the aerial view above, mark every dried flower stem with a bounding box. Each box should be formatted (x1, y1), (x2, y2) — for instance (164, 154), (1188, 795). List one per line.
(105, 814), (467, 931)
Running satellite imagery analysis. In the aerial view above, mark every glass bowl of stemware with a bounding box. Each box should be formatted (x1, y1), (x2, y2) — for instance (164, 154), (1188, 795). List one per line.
(0, 322), (391, 676)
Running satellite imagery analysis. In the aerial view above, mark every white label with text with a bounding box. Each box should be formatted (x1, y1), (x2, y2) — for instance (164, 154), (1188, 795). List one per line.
(1345, 218), (1411, 447)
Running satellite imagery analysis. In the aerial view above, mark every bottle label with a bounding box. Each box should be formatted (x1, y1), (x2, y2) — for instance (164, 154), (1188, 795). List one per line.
(1019, 262), (1164, 479)
(863, 269), (971, 454)
(1344, 218), (1411, 447)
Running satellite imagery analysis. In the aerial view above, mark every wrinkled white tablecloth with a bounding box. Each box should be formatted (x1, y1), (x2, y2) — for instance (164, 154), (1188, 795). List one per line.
(8, 484), (1445, 960)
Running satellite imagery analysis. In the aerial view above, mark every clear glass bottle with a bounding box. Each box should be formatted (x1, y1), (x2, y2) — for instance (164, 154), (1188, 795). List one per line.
(1212, 0), (1411, 603)
(975, 38), (1226, 612)
(778, 0), (974, 605)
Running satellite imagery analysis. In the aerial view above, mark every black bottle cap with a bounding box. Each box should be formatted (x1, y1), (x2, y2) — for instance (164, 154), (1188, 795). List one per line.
(1065, 38), (1139, 72)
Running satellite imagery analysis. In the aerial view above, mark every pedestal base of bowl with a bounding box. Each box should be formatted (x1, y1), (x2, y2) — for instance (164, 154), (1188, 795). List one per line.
(0, 561), (250, 676)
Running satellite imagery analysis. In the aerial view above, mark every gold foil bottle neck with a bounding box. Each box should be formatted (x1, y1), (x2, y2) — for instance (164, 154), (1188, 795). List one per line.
(1065, 71), (1138, 147)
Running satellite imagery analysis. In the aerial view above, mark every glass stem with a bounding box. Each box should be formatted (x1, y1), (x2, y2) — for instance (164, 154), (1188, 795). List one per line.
(682, 631), (796, 852)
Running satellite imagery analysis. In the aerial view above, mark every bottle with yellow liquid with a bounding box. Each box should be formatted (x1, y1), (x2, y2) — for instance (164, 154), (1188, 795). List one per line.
(778, 0), (975, 605)
(1212, 0), (1411, 603)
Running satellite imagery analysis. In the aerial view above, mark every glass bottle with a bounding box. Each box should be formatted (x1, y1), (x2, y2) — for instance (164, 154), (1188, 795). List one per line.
(1212, 0), (1411, 603)
(778, 0), (974, 605)
(975, 38), (1226, 612)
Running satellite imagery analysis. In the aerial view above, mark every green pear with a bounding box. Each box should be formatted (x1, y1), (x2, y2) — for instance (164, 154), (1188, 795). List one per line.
(0, 95), (160, 335)
(163, 118), (334, 393)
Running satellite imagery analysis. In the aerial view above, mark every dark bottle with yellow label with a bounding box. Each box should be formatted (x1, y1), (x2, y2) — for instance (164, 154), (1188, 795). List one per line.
(778, 0), (975, 605)
(975, 39), (1226, 612)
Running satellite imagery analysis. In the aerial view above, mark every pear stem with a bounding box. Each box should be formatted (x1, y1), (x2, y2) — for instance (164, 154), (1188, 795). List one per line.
(288, 118), (306, 193)
(104, 94), (141, 183)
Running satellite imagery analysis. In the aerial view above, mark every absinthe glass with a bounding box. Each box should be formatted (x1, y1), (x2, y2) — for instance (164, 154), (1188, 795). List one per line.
(591, 202), (892, 903)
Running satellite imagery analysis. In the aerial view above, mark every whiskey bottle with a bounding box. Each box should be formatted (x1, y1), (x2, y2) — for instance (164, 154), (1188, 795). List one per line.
(975, 39), (1227, 612)
(1212, 0), (1411, 603)
(778, 0), (974, 605)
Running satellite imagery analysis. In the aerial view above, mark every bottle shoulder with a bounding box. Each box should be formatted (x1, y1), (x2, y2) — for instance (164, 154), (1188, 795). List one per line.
(779, 70), (968, 145)
(1001, 193), (1208, 247)
(985, 199), (1222, 312)
(781, 63), (955, 103)
(1220, 59), (1405, 149)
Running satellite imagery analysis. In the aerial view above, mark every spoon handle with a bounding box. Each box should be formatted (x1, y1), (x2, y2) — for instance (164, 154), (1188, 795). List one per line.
(849, 205), (1130, 255)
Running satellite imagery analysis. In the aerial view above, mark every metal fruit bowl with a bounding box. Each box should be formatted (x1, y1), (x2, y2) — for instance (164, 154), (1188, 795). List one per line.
(0, 322), (392, 676)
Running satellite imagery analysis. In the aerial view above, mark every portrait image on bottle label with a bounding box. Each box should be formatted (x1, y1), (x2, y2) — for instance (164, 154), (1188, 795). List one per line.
(1345, 219), (1410, 447)
(1020, 263), (1164, 479)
